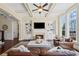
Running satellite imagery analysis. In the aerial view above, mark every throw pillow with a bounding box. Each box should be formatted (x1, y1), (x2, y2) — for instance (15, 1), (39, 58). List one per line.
(17, 45), (30, 52)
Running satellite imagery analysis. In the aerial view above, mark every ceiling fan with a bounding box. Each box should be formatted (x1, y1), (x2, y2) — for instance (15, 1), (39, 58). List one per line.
(32, 3), (49, 14)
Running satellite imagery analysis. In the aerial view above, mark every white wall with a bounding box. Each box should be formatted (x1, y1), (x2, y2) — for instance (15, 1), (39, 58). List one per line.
(32, 17), (57, 40)
(12, 19), (18, 39)
(0, 16), (13, 40)
(19, 17), (57, 40)
(76, 4), (79, 43)
(32, 18), (46, 39)
(0, 16), (18, 40)
(19, 17), (32, 40)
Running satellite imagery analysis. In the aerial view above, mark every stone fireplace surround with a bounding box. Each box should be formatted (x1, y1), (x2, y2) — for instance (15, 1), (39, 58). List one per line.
(33, 32), (45, 40)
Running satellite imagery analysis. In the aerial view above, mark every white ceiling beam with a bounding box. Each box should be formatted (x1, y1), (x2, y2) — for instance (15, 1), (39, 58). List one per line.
(46, 3), (56, 18)
(22, 3), (33, 17)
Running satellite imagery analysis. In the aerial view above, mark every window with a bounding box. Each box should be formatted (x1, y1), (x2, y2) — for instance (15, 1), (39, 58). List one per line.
(69, 9), (77, 40)
(60, 15), (66, 36)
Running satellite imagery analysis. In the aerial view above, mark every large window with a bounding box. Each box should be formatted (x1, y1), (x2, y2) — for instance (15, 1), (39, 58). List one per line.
(69, 9), (77, 40)
(60, 15), (66, 36)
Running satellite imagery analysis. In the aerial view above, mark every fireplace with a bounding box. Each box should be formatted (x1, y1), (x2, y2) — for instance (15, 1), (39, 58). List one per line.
(35, 35), (44, 39)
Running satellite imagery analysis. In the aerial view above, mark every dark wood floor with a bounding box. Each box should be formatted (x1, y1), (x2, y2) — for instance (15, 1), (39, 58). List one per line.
(0, 39), (19, 55)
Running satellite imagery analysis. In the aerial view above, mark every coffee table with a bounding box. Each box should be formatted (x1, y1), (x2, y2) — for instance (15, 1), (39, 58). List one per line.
(27, 40), (51, 48)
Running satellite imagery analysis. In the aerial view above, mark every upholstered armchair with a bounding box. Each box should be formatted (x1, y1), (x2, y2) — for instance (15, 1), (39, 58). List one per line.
(59, 37), (75, 49)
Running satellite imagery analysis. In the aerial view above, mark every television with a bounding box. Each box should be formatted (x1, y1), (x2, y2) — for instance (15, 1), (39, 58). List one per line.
(34, 22), (45, 29)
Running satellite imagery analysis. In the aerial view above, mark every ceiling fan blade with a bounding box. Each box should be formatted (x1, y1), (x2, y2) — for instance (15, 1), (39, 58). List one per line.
(43, 9), (48, 12)
(43, 3), (48, 7)
(33, 4), (38, 7)
(32, 9), (38, 11)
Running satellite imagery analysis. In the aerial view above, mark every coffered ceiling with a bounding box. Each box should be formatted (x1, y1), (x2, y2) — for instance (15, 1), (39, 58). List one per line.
(0, 3), (75, 20)
(26, 3), (75, 18)
(27, 3), (53, 17)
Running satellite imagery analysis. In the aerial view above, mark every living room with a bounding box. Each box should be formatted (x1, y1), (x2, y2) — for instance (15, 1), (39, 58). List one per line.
(0, 3), (79, 56)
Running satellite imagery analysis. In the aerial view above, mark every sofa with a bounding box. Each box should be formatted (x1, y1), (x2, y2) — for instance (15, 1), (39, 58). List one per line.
(7, 51), (33, 56)
(7, 47), (49, 56)
(59, 42), (74, 49)
(7, 46), (77, 56)
(59, 37), (75, 49)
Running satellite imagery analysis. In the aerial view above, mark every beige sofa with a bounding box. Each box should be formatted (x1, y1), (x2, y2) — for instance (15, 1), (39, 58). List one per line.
(59, 42), (74, 49)
(7, 47), (48, 56)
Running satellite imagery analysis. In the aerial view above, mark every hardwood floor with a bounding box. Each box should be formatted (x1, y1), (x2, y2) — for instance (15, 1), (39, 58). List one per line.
(0, 39), (19, 55)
